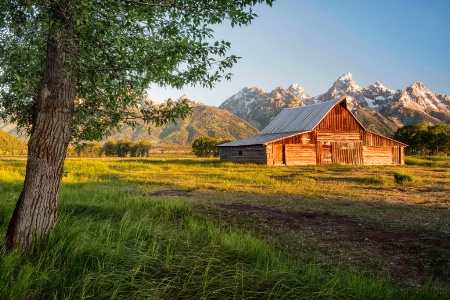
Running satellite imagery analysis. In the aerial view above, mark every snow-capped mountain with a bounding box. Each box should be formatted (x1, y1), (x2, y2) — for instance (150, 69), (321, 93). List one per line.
(314, 72), (367, 109)
(218, 86), (310, 129)
(379, 82), (450, 126)
(362, 81), (398, 110)
(287, 84), (314, 104)
(219, 72), (450, 136)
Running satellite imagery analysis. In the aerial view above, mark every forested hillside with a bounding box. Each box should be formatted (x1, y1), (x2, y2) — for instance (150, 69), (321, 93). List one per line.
(0, 130), (27, 155)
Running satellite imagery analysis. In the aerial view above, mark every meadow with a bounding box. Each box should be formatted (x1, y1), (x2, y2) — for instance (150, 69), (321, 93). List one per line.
(0, 155), (449, 299)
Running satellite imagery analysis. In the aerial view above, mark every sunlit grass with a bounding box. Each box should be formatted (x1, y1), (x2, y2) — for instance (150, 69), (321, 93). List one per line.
(0, 156), (448, 299)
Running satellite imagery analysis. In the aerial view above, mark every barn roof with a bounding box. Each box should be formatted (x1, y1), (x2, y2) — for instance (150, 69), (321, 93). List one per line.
(219, 97), (353, 147)
(261, 97), (348, 134)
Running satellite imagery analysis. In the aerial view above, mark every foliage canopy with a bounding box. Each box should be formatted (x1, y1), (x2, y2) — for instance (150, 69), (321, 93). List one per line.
(393, 123), (450, 156)
(0, 0), (274, 141)
(192, 136), (231, 157)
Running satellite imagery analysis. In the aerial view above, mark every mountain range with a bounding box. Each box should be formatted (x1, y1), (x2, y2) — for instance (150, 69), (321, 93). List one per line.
(219, 72), (450, 136)
(2, 73), (449, 146)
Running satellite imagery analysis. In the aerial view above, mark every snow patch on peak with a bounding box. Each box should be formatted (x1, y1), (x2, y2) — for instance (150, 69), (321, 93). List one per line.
(242, 86), (266, 94)
(372, 81), (384, 88)
(366, 81), (394, 93)
(287, 83), (305, 95)
(365, 97), (379, 109)
(288, 83), (303, 90)
(338, 72), (353, 81)
(251, 86), (264, 92)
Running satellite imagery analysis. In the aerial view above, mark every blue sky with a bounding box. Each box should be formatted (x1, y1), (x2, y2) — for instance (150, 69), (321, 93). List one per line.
(148, 0), (450, 107)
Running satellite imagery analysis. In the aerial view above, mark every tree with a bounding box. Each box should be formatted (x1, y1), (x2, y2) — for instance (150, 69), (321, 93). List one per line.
(393, 123), (450, 156)
(393, 123), (429, 155)
(192, 136), (224, 157)
(103, 140), (118, 157)
(74, 142), (103, 157)
(135, 141), (152, 157)
(427, 124), (450, 155)
(116, 139), (135, 157)
(0, 0), (274, 252)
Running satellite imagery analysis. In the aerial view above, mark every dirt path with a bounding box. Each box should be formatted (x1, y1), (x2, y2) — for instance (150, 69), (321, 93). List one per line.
(216, 203), (450, 287)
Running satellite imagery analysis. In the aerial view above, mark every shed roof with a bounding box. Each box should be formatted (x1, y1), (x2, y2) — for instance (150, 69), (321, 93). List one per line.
(218, 132), (306, 147)
(260, 97), (347, 134)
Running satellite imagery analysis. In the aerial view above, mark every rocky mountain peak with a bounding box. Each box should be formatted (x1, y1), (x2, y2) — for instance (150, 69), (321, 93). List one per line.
(287, 83), (305, 94)
(407, 81), (431, 94)
(333, 72), (361, 92)
(338, 72), (354, 82)
(286, 84), (312, 102)
(231, 86), (266, 100)
(176, 94), (203, 106)
(364, 81), (395, 95)
(242, 86), (266, 93)
(409, 81), (426, 90)
(371, 81), (388, 89)
(314, 72), (363, 108)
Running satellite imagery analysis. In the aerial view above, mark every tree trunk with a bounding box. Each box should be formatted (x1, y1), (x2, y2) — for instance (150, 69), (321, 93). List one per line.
(6, 28), (76, 252)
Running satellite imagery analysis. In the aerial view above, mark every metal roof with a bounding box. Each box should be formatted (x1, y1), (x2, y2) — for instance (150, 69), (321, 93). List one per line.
(260, 97), (346, 134)
(218, 132), (306, 147)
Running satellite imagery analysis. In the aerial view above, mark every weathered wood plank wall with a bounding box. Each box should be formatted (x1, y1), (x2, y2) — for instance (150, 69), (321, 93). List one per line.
(362, 146), (393, 165)
(316, 132), (361, 142)
(316, 105), (361, 131)
(331, 141), (364, 165)
(219, 146), (267, 164)
(363, 131), (404, 147)
(285, 144), (316, 165)
(270, 132), (314, 145)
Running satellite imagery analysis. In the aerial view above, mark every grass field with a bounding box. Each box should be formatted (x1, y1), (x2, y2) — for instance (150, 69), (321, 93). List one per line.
(0, 155), (449, 299)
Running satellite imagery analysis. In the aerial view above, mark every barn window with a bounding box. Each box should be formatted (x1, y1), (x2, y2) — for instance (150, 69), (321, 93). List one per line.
(341, 143), (354, 149)
(239, 151), (243, 156)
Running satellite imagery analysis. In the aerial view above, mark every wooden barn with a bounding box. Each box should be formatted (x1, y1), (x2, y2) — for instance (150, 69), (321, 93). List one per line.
(218, 97), (407, 165)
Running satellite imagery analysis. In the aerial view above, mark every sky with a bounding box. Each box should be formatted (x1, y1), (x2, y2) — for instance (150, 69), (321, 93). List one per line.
(148, 0), (450, 107)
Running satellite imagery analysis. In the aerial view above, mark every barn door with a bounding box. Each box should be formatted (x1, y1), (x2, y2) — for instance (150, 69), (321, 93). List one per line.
(392, 146), (401, 164)
(273, 144), (285, 165)
(321, 145), (332, 164)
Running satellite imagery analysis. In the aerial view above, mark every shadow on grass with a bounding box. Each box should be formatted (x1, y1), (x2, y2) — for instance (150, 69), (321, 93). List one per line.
(113, 158), (222, 166)
(60, 203), (124, 222)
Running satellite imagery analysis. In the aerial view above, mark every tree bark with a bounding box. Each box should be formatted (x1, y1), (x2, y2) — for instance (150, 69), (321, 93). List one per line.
(6, 26), (76, 252)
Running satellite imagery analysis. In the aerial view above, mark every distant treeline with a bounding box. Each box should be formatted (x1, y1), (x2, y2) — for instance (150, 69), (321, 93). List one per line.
(73, 140), (152, 157)
(393, 124), (450, 156)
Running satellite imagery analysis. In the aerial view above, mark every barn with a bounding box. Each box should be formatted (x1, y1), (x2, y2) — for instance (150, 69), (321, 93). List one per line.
(218, 97), (407, 165)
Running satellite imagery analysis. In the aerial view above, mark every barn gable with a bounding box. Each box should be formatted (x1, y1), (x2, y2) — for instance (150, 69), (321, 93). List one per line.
(219, 97), (406, 165)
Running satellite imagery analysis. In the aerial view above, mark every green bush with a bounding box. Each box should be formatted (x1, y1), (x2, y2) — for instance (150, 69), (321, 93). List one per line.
(363, 175), (386, 185)
(393, 172), (414, 184)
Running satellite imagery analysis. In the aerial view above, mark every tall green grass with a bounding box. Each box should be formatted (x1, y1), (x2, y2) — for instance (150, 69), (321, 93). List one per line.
(0, 157), (448, 299)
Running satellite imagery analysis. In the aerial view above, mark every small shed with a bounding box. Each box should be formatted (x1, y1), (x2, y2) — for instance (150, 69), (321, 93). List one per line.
(218, 97), (406, 165)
